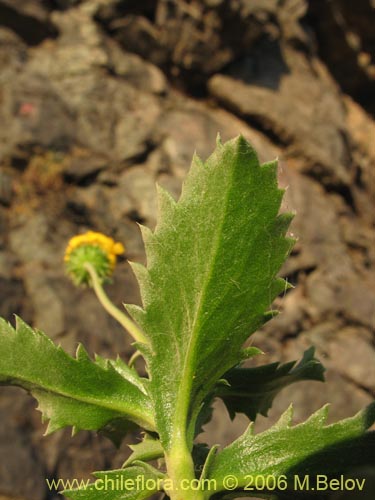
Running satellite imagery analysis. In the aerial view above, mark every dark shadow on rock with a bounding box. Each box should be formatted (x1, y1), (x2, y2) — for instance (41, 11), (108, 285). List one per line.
(0, 0), (58, 45)
(306, 0), (375, 115)
(46, 0), (82, 11)
(0, 277), (33, 323)
(225, 38), (290, 91)
(94, 0), (156, 24)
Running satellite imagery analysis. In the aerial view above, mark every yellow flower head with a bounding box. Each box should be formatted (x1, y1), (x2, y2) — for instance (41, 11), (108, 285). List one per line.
(64, 231), (125, 285)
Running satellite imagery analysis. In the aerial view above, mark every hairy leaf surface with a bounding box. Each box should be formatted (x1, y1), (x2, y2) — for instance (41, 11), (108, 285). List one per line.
(127, 136), (294, 449)
(207, 403), (375, 497)
(0, 317), (154, 435)
(217, 347), (325, 421)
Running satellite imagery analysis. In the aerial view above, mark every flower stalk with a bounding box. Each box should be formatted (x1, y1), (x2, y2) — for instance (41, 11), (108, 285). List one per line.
(83, 262), (148, 345)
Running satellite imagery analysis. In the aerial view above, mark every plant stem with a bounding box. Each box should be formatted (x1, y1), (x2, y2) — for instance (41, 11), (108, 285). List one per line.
(84, 262), (148, 345)
(165, 440), (206, 500)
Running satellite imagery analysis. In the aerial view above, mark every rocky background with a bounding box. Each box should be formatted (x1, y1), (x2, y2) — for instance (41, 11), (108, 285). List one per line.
(0, 1), (374, 499)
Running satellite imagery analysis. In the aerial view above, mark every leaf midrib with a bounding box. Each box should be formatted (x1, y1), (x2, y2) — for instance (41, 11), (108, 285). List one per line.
(2, 373), (155, 429)
(171, 151), (237, 444)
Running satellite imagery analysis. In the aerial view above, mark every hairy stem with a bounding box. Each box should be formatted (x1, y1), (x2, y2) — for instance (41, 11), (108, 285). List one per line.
(165, 441), (206, 500)
(84, 262), (148, 345)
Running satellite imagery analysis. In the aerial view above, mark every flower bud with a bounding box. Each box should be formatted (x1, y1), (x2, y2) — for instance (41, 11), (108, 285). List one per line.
(64, 231), (125, 285)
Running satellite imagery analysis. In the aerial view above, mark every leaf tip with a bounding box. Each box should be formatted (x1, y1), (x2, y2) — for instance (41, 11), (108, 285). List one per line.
(156, 182), (176, 220)
(138, 223), (154, 245)
(127, 262), (150, 305)
(125, 303), (147, 327)
(71, 426), (80, 437)
(234, 134), (259, 160)
(244, 421), (255, 437)
(241, 346), (264, 360)
(76, 343), (90, 362)
(306, 404), (330, 427)
(44, 420), (60, 436)
(263, 310), (280, 323)
(275, 405), (294, 429)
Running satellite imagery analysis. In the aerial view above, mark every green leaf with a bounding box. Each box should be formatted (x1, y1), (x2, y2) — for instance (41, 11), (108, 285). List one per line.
(217, 347), (325, 421)
(207, 403), (375, 497)
(97, 355), (148, 393)
(0, 317), (155, 437)
(124, 434), (164, 466)
(127, 136), (294, 449)
(64, 462), (165, 500)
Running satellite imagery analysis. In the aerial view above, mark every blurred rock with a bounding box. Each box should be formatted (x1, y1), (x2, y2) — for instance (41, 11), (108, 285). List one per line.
(0, 2), (162, 165)
(63, 149), (108, 184)
(94, 0), (278, 89)
(112, 166), (158, 226)
(0, 169), (13, 206)
(308, 326), (375, 394)
(0, 28), (28, 80)
(208, 45), (351, 187)
(0, 73), (77, 162)
(85, 81), (160, 162)
(155, 99), (280, 179)
(106, 38), (168, 95)
(0, 391), (46, 500)
(0, 277), (31, 322)
(344, 97), (375, 226)
(307, 0), (375, 113)
(23, 271), (65, 338)
(0, 0), (374, 495)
